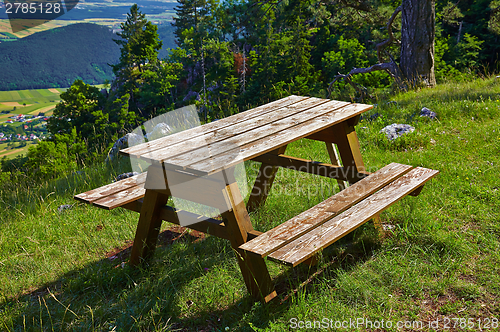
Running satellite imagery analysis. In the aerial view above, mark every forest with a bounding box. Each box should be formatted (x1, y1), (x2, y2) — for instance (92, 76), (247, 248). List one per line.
(1, 1), (500, 330)
(1, 0), (500, 181)
(0, 23), (121, 90)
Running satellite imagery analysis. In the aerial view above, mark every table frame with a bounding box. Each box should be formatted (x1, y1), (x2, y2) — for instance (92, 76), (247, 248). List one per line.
(127, 114), (369, 302)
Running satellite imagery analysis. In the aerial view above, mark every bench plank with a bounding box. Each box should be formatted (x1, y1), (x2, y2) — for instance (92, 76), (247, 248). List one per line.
(239, 163), (413, 257)
(92, 183), (147, 210)
(74, 173), (147, 204)
(268, 167), (439, 266)
(121, 95), (308, 157)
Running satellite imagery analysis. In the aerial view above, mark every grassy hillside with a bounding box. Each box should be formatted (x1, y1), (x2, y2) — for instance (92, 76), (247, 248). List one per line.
(0, 77), (499, 331)
(0, 23), (120, 91)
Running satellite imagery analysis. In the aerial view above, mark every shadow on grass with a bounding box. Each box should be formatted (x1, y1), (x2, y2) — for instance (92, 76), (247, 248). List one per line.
(0, 225), (382, 331)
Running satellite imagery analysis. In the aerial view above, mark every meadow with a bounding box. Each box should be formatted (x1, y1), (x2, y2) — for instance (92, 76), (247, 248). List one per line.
(0, 77), (499, 331)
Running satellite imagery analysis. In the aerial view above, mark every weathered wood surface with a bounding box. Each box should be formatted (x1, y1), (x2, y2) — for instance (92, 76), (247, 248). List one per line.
(93, 184), (147, 210)
(156, 100), (351, 173)
(221, 181), (277, 302)
(129, 189), (170, 266)
(188, 102), (372, 174)
(74, 172), (147, 204)
(268, 167), (439, 266)
(331, 121), (366, 182)
(239, 163), (413, 257)
(121, 95), (307, 157)
(138, 98), (330, 163)
(326, 142), (348, 191)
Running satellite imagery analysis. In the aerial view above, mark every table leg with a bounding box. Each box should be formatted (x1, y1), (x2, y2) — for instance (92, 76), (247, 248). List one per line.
(331, 121), (366, 184)
(247, 145), (288, 212)
(129, 189), (169, 266)
(221, 172), (277, 302)
(325, 143), (348, 191)
(372, 213), (385, 237)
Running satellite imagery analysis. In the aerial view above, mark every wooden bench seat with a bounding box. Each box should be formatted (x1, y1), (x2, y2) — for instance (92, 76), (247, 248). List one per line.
(74, 171), (232, 239)
(240, 163), (439, 267)
(74, 172), (147, 210)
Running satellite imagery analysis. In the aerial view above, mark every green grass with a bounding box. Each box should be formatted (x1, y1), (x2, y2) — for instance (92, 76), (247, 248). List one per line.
(0, 77), (500, 331)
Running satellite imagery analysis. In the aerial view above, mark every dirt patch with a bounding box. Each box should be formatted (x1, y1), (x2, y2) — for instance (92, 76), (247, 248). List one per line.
(48, 89), (60, 94)
(0, 149), (23, 157)
(1, 102), (32, 107)
(29, 105), (56, 115)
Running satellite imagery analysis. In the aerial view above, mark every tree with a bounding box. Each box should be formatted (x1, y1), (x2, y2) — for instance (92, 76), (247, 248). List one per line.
(400, 0), (436, 87)
(112, 5), (164, 116)
(328, 0), (437, 98)
(47, 80), (106, 141)
(113, 4), (162, 73)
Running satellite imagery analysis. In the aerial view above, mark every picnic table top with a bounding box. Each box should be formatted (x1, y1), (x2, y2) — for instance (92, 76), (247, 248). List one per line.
(120, 96), (373, 176)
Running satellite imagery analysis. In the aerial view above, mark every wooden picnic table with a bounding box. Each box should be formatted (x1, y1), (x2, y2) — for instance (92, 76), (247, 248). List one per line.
(75, 95), (438, 302)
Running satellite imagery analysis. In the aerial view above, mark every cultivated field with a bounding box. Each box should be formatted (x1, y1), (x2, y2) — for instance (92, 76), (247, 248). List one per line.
(0, 88), (64, 159)
(0, 88), (64, 117)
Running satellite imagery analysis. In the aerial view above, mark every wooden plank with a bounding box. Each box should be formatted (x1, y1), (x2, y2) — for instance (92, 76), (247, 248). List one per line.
(305, 127), (338, 143)
(168, 100), (355, 174)
(250, 153), (367, 182)
(268, 167), (439, 266)
(189, 102), (373, 174)
(326, 142), (348, 191)
(121, 95), (308, 158)
(239, 163), (412, 258)
(92, 183), (146, 210)
(137, 98), (330, 163)
(74, 172), (147, 204)
(122, 200), (230, 240)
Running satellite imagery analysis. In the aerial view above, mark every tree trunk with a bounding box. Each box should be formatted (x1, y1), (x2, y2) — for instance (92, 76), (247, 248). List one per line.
(400, 0), (436, 87)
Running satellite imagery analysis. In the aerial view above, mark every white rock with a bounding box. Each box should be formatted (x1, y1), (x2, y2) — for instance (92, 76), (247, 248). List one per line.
(380, 124), (415, 140)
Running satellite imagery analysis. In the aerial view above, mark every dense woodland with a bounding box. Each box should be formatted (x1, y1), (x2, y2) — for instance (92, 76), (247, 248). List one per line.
(0, 24), (120, 90)
(1, 0), (500, 182)
(0, 23), (178, 91)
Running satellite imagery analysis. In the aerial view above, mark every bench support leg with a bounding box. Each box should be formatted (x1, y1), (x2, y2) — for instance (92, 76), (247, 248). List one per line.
(372, 213), (385, 237)
(302, 255), (318, 266)
(222, 177), (276, 303)
(247, 145), (287, 212)
(129, 189), (170, 266)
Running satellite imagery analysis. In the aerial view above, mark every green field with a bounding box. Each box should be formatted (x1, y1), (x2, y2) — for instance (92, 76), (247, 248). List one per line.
(0, 88), (63, 160)
(0, 88), (64, 117)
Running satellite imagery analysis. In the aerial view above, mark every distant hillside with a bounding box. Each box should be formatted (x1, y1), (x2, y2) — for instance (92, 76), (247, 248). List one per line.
(157, 24), (177, 59)
(0, 23), (120, 91)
